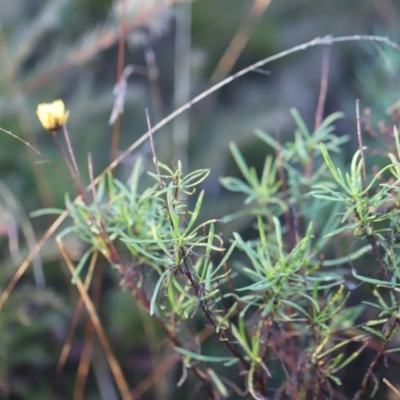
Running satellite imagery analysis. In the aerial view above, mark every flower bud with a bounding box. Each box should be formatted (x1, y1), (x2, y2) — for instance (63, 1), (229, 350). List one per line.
(36, 100), (69, 131)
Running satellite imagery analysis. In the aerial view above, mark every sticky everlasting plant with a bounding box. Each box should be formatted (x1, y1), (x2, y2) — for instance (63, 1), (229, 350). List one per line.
(2, 35), (400, 400)
(33, 101), (400, 399)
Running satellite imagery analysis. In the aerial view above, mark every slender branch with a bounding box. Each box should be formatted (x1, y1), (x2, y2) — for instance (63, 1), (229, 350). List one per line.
(274, 122), (294, 250)
(306, 47), (330, 179)
(180, 249), (268, 397)
(51, 130), (75, 177)
(353, 318), (399, 400)
(101, 35), (400, 181)
(62, 125), (88, 204)
(145, 108), (164, 190)
(209, 0), (272, 85)
(0, 127), (74, 189)
(314, 47), (330, 131)
(145, 48), (164, 122)
(383, 378), (400, 397)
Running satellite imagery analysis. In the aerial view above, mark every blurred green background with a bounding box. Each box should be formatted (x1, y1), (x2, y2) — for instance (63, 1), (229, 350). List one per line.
(0, 0), (399, 399)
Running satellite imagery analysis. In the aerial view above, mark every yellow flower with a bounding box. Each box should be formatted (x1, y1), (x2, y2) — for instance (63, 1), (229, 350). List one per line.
(36, 100), (69, 131)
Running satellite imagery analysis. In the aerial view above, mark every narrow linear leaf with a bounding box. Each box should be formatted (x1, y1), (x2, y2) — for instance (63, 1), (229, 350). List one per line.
(150, 270), (169, 315)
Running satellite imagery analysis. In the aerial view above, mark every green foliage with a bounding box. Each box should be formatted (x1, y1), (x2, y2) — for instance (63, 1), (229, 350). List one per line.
(1, 1), (400, 398)
(53, 108), (400, 399)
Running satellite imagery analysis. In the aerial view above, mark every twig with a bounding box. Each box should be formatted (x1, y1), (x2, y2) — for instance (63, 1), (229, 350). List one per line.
(101, 35), (400, 181)
(383, 378), (400, 398)
(145, 108), (163, 190)
(306, 47), (330, 180)
(0, 127), (74, 189)
(353, 319), (399, 400)
(314, 47), (330, 131)
(145, 48), (164, 122)
(180, 250), (268, 396)
(274, 122), (293, 250)
(51, 131), (76, 180)
(62, 125), (88, 204)
(209, 0), (272, 85)
(353, 100), (390, 279)
(87, 154), (98, 208)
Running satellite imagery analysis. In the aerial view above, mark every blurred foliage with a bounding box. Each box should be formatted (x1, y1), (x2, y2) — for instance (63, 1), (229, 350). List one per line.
(0, 0), (399, 399)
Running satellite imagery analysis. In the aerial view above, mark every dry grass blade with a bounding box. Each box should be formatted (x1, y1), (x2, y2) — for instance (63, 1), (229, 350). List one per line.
(0, 209), (68, 310)
(209, 0), (272, 85)
(49, 250), (98, 397)
(74, 261), (104, 400)
(314, 47), (330, 131)
(383, 378), (400, 398)
(56, 238), (131, 400)
(0, 127), (74, 188)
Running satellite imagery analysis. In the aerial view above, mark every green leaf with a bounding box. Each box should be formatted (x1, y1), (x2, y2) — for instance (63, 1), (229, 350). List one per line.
(71, 247), (94, 284)
(211, 240), (237, 279)
(317, 112), (344, 133)
(123, 239), (171, 265)
(330, 353), (344, 369)
(30, 208), (65, 217)
(150, 270), (169, 315)
(281, 299), (309, 318)
(174, 347), (235, 363)
(129, 156), (143, 195)
(273, 217), (284, 261)
(216, 302), (238, 333)
(207, 368), (229, 397)
(261, 295), (276, 317)
(254, 129), (278, 149)
(320, 144), (348, 192)
(352, 271), (397, 287)
(236, 277), (280, 292)
(219, 177), (252, 194)
(322, 244), (372, 267)
(362, 326), (387, 341)
(323, 222), (359, 239)
(229, 142), (251, 183)
(331, 342), (367, 373)
(183, 190), (205, 236)
(291, 108), (311, 139)
(183, 169), (210, 187)
(327, 375), (342, 386)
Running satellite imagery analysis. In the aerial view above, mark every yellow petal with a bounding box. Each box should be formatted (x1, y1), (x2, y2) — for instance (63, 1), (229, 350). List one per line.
(36, 99), (69, 131)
